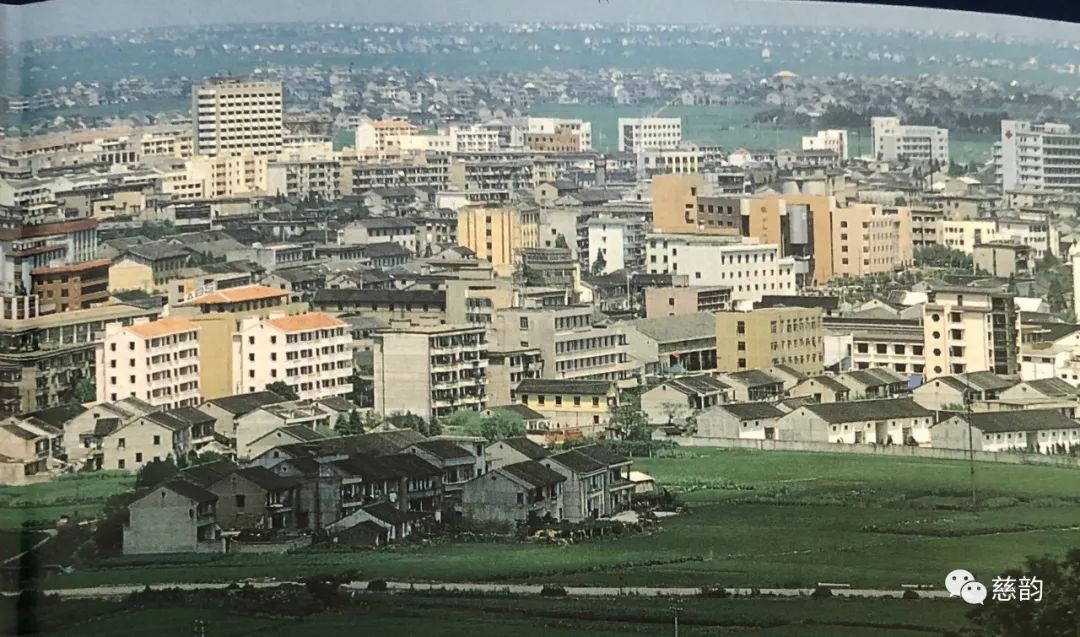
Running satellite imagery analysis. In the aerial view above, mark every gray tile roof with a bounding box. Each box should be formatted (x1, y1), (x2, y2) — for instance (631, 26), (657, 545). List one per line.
(801, 398), (931, 424)
(1020, 378), (1078, 398)
(491, 436), (550, 460)
(502, 459), (567, 488)
(629, 313), (717, 343)
(725, 370), (784, 388)
(414, 439), (475, 461)
(717, 402), (785, 421)
(665, 374), (730, 396)
(953, 409), (1079, 433)
(207, 391), (287, 415)
(803, 375), (850, 394)
(515, 378), (614, 396)
(549, 449), (607, 474)
(490, 404), (548, 421)
(161, 479), (218, 504)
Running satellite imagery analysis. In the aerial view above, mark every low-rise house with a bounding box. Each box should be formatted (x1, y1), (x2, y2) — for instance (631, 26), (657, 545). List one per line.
(625, 313), (718, 374)
(485, 405), (552, 441)
(932, 409), (1080, 454)
(103, 407), (202, 471)
(62, 397), (156, 469)
(199, 391), (287, 444)
(180, 460), (302, 530)
(0, 422), (53, 484)
(788, 375), (852, 404)
(911, 371), (1018, 411)
(696, 402), (786, 439)
(405, 438), (485, 503)
(243, 424), (327, 461)
(123, 479), (224, 555)
(834, 368), (909, 399)
(461, 460), (566, 525)
(485, 436), (550, 470)
(640, 374), (731, 425)
(235, 400), (338, 460)
(541, 444), (632, 521)
(513, 379), (619, 438)
(719, 370), (786, 402)
(996, 378), (1078, 406)
(776, 398), (934, 445)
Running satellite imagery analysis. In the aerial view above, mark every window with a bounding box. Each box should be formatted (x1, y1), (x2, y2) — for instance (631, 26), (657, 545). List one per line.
(592, 397), (600, 407)
(153, 435), (160, 446)
(538, 395), (545, 405)
(235, 495), (246, 508)
(555, 396), (562, 406)
(573, 396), (581, 406)
(135, 452), (143, 463)
(118, 438), (126, 449)
(516, 492), (524, 504)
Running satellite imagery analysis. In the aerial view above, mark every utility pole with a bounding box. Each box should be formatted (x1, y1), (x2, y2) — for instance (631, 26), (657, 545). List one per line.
(193, 619), (207, 637)
(964, 384), (976, 510)
(671, 603), (682, 637)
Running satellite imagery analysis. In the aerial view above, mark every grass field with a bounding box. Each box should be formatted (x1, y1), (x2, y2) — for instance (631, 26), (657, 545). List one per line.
(7, 594), (970, 637)
(37, 449), (1080, 592)
(0, 472), (134, 530)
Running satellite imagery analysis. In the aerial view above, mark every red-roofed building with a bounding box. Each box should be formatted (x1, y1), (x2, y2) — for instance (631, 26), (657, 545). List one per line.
(232, 312), (352, 400)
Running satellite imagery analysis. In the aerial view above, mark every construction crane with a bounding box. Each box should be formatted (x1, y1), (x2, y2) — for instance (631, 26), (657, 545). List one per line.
(648, 94), (682, 119)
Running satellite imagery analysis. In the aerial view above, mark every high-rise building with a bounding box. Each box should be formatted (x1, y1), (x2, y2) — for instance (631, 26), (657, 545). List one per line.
(95, 316), (201, 408)
(456, 206), (539, 275)
(232, 312), (352, 400)
(870, 116), (949, 164)
(922, 286), (1018, 380)
(997, 120), (1080, 193)
(373, 324), (489, 420)
(192, 77), (283, 156)
(802, 129), (849, 160)
(617, 117), (682, 153)
(715, 307), (825, 374)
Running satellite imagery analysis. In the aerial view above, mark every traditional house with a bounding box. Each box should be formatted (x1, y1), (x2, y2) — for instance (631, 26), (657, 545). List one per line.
(460, 460), (566, 525)
(696, 402), (785, 439)
(788, 375), (851, 404)
(931, 409), (1080, 454)
(640, 374), (731, 426)
(719, 370), (786, 402)
(485, 436), (550, 470)
(123, 479), (224, 555)
(776, 398), (934, 445)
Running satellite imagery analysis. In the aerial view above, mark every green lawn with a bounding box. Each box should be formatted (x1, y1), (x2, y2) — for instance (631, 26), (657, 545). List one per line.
(39, 449), (1080, 592)
(14, 594), (969, 637)
(0, 472), (134, 530)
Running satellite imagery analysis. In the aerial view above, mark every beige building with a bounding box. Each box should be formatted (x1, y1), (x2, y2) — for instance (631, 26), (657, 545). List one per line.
(644, 285), (732, 318)
(373, 324), (489, 421)
(456, 206), (539, 275)
(830, 204), (912, 278)
(172, 284), (307, 400)
(95, 316), (201, 408)
(973, 243), (1033, 279)
(192, 77), (283, 156)
(941, 220), (1003, 254)
(232, 312), (352, 400)
(651, 174), (739, 236)
(355, 118), (421, 156)
(514, 378), (619, 438)
(922, 286), (1019, 379)
(715, 307), (824, 374)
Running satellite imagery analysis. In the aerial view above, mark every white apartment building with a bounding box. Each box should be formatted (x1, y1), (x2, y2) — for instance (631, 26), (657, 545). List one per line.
(645, 234), (796, 304)
(232, 312), (352, 401)
(941, 220), (1003, 254)
(373, 324), (489, 421)
(617, 117), (682, 152)
(446, 125), (502, 153)
(158, 153), (269, 201)
(637, 146), (702, 175)
(871, 116), (949, 164)
(355, 118), (420, 155)
(997, 120), (1080, 193)
(493, 305), (642, 384)
(96, 316), (201, 408)
(266, 157), (341, 201)
(802, 129), (849, 161)
(585, 216), (646, 274)
(192, 77), (283, 156)
(526, 117), (593, 151)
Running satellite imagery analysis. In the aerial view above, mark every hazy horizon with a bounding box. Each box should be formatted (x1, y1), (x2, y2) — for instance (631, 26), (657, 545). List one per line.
(3, 0), (1080, 42)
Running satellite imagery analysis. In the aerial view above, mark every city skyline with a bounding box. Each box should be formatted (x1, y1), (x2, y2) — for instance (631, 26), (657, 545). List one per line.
(4, 0), (1080, 41)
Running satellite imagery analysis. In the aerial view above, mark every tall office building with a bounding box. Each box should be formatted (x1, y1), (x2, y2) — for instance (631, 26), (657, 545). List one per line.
(870, 117), (948, 164)
(997, 120), (1080, 193)
(192, 77), (283, 156)
(617, 117), (682, 153)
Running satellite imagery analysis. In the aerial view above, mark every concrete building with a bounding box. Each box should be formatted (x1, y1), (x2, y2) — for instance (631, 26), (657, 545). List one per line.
(456, 205), (539, 275)
(997, 120), (1080, 193)
(696, 402), (786, 439)
(640, 374), (732, 426)
(870, 116), (949, 164)
(493, 305), (641, 384)
(30, 258), (110, 313)
(0, 218), (99, 297)
(342, 218), (418, 254)
(941, 220), (1003, 254)
(123, 480), (223, 555)
(626, 312), (718, 375)
(172, 284), (307, 401)
(646, 234), (796, 304)
(644, 285), (732, 318)
(192, 77), (283, 156)
(585, 216), (646, 274)
(802, 129), (849, 161)
(524, 117), (592, 152)
(485, 347), (543, 407)
(973, 243), (1034, 279)
(932, 409), (1080, 453)
(922, 286), (1019, 379)
(373, 324), (488, 421)
(778, 398), (934, 444)
(715, 307), (824, 374)
(650, 174), (740, 236)
(232, 312), (352, 400)
(460, 460), (565, 525)
(266, 157), (341, 201)
(514, 378), (618, 438)
(617, 117), (682, 152)
(355, 118), (420, 156)
(830, 204), (912, 278)
(95, 316), (200, 409)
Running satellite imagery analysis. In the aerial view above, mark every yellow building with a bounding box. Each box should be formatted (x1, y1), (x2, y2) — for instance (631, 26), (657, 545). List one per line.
(513, 378), (619, 438)
(108, 260), (155, 294)
(456, 205), (539, 276)
(715, 307), (824, 374)
(941, 220), (1002, 255)
(830, 204), (912, 278)
(171, 284), (307, 400)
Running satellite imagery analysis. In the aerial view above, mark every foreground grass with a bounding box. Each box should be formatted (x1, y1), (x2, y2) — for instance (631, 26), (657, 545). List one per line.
(8, 594), (969, 637)
(0, 472), (133, 530)
(33, 449), (1080, 591)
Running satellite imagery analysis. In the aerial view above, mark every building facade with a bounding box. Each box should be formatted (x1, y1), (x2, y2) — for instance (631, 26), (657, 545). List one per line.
(192, 77), (283, 156)
(95, 316), (201, 408)
(232, 312), (353, 400)
(715, 307), (825, 374)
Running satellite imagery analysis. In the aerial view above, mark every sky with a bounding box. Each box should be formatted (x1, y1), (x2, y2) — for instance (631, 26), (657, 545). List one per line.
(2, 0), (1080, 41)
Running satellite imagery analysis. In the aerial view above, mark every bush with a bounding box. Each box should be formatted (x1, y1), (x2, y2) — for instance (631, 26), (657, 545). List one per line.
(367, 579), (388, 592)
(902, 589), (920, 600)
(810, 586), (833, 598)
(540, 584), (568, 597)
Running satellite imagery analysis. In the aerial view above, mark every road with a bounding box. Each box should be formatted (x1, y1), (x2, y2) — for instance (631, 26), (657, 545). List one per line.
(13, 579), (950, 600)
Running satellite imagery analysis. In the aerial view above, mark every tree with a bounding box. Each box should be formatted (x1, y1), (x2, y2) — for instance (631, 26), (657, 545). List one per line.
(443, 409), (524, 442)
(960, 550), (1080, 637)
(335, 410), (365, 435)
(73, 377), (95, 403)
(387, 411), (441, 437)
(914, 244), (973, 271)
(609, 390), (651, 440)
(347, 370), (373, 408)
(266, 381), (299, 401)
(135, 457), (178, 488)
(591, 249), (607, 276)
(554, 234), (569, 249)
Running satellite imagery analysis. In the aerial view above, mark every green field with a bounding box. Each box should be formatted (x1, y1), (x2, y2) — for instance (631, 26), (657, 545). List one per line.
(0, 472), (134, 531)
(36, 450), (1080, 592)
(8, 594), (969, 637)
